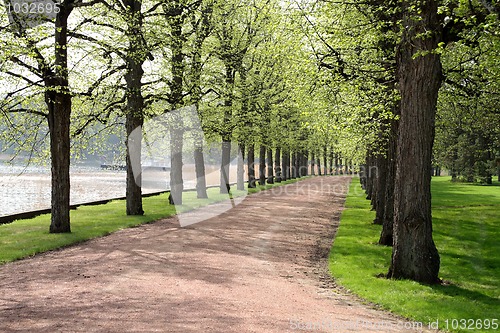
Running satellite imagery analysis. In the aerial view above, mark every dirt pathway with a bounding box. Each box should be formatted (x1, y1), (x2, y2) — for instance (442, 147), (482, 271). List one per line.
(0, 177), (433, 332)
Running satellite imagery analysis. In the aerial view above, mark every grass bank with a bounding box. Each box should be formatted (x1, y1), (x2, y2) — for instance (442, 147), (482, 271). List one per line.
(0, 178), (301, 264)
(330, 177), (499, 333)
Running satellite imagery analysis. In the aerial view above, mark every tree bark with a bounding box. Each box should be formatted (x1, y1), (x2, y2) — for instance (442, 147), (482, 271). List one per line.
(167, 2), (186, 205)
(281, 149), (289, 181)
(329, 149), (334, 175)
(359, 164), (366, 190)
(220, 140), (231, 193)
(292, 152), (299, 178)
(388, 0), (441, 284)
(303, 151), (309, 176)
(274, 148), (282, 182)
(364, 154), (374, 199)
(323, 147), (328, 176)
(220, 71), (234, 194)
(267, 147), (274, 184)
(259, 144), (266, 185)
(237, 143), (245, 190)
(169, 117), (184, 205)
(373, 153), (388, 225)
(334, 154), (339, 175)
(379, 110), (399, 246)
(248, 143), (256, 188)
(124, 0), (146, 215)
(311, 152), (315, 176)
(299, 151), (306, 177)
(125, 109), (144, 216)
(194, 137), (208, 198)
(48, 2), (73, 233)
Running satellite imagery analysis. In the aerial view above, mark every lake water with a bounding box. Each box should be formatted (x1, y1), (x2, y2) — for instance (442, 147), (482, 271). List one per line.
(0, 163), (229, 217)
(0, 165), (165, 217)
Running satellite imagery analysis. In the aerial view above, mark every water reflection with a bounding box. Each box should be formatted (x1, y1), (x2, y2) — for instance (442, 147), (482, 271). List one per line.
(0, 162), (234, 217)
(0, 165), (165, 217)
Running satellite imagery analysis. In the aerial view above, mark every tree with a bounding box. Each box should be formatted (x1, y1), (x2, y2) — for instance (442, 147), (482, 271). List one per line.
(123, 0), (148, 216)
(187, 0), (214, 198)
(434, 11), (500, 184)
(388, 0), (442, 284)
(212, 0), (273, 193)
(0, 0), (77, 232)
(164, 0), (188, 206)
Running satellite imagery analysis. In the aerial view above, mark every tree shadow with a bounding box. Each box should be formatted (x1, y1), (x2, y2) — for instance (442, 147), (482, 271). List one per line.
(429, 281), (499, 307)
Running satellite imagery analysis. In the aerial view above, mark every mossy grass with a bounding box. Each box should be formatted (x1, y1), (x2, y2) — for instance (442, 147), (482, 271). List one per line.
(330, 176), (499, 333)
(0, 178), (300, 264)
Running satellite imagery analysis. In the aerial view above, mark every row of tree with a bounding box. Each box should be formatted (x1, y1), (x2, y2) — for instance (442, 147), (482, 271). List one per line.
(0, 0), (358, 231)
(1, 0), (498, 284)
(306, 0), (499, 283)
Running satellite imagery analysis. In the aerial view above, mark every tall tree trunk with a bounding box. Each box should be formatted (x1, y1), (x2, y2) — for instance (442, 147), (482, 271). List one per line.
(293, 152), (299, 178)
(220, 140), (231, 193)
(303, 151), (308, 176)
(323, 147), (328, 176)
(194, 137), (207, 198)
(317, 156), (321, 176)
(259, 144), (266, 185)
(219, 52), (237, 193)
(388, 0), (442, 284)
(334, 155), (339, 175)
(297, 152), (303, 177)
(370, 155), (378, 211)
(311, 152), (315, 176)
(248, 143), (256, 188)
(189, 2), (212, 199)
(373, 153), (388, 225)
(48, 2), (73, 233)
(329, 149), (334, 175)
(220, 67), (234, 194)
(359, 164), (367, 190)
(274, 148), (282, 182)
(237, 143), (245, 190)
(299, 151), (305, 177)
(167, 2), (185, 205)
(379, 110), (400, 246)
(169, 117), (184, 205)
(365, 154), (373, 198)
(125, 0), (145, 216)
(281, 149), (288, 181)
(125, 110), (144, 215)
(267, 147), (274, 184)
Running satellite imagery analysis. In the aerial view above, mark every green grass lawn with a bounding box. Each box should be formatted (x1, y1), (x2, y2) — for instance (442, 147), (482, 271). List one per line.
(0, 179), (300, 264)
(330, 177), (500, 333)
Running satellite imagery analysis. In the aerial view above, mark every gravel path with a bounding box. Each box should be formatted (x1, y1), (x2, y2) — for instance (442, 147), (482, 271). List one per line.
(0, 176), (435, 332)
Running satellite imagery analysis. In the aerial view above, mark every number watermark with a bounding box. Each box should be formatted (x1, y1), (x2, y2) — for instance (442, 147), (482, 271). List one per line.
(441, 319), (498, 331)
(4, 0), (61, 29)
(289, 317), (499, 331)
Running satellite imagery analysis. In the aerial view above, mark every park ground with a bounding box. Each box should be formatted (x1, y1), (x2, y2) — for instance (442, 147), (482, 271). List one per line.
(0, 176), (437, 333)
